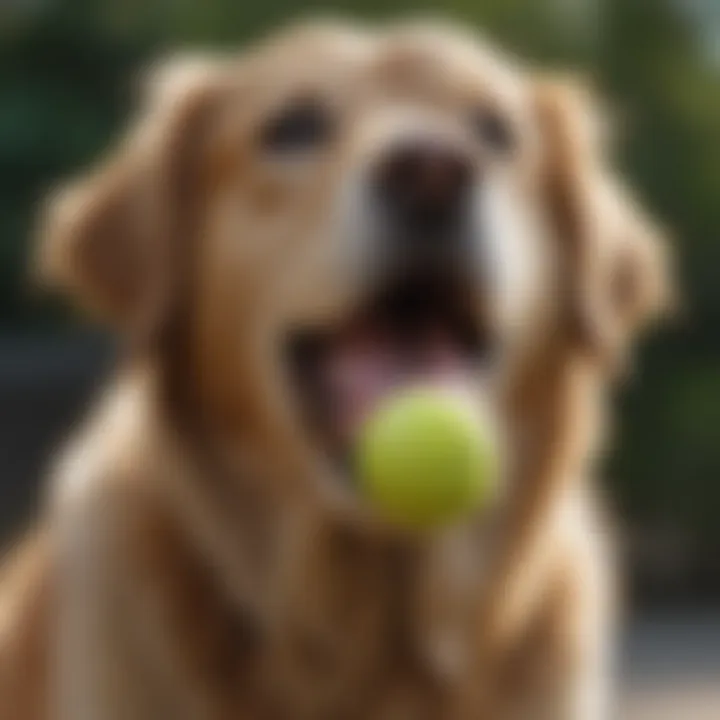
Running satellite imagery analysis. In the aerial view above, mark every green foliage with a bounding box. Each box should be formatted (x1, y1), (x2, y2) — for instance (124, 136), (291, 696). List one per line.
(0, 0), (718, 555)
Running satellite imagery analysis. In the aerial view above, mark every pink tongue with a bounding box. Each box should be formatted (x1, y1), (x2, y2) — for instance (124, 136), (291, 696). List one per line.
(323, 330), (474, 440)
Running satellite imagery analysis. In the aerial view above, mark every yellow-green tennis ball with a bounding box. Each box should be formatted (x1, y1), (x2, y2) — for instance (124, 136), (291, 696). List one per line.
(357, 386), (498, 529)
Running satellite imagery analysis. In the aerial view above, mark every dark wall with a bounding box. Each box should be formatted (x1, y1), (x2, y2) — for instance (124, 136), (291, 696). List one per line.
(0, 335), (113, 543)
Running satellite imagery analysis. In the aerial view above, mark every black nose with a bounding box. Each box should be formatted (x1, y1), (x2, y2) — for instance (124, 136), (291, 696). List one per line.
(375, 139), (474, 238)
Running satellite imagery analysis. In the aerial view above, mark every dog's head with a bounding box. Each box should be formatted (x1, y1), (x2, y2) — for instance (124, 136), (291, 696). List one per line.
(37, 21), (673, 520)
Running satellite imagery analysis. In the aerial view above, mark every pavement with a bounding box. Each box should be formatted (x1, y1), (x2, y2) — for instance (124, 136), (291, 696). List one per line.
(620, 611), (720, 719)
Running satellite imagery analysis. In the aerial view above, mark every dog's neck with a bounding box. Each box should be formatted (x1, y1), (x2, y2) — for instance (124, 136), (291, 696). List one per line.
(150, 382), (492, 686)
(110, 357), (490, 703)
(127, 332), (604, 711)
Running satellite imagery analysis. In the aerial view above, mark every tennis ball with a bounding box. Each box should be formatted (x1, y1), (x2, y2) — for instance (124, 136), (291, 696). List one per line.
(356, 386), (498, 529)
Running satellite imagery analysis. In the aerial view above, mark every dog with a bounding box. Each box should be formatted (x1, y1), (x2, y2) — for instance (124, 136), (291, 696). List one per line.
(0, 20), (673, 720)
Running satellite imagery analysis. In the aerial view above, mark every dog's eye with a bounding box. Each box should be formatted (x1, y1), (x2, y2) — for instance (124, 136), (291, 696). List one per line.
(261, 98), (334, 153)
(472, 108), (515, 154)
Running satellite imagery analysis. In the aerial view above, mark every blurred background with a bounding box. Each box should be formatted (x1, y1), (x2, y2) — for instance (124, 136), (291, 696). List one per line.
(0, 0), (719, 716)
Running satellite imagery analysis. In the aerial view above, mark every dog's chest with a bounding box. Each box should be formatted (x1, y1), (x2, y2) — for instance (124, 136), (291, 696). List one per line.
(252, 524), (480, 719)
(144, 496), (482, 719)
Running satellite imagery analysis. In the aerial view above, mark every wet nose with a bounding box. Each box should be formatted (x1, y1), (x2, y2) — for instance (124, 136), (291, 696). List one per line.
(374, 138), (475, 237)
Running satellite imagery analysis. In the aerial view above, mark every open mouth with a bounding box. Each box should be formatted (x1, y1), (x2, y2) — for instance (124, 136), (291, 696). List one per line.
(286, 268), (496, 461)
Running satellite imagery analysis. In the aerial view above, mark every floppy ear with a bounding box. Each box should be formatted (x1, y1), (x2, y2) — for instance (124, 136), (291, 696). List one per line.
(36, 57), (222, 336)
(534, 77), (675, 369)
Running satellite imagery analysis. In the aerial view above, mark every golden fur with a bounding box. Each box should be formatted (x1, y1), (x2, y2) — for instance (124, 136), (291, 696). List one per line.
(0, 21), (672, 720)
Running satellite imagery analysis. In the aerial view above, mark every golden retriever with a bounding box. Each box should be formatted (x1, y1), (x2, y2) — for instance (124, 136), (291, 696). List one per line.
(0, 20), (673, 720)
